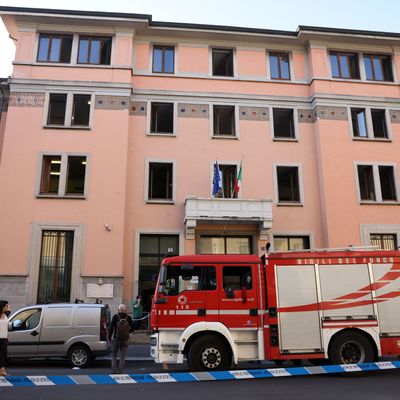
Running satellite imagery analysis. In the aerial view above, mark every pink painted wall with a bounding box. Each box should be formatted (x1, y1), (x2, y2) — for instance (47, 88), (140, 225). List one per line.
(237, 49), (267, 77)
(178, 46), (209, 74)
(134, 43), (150, 71)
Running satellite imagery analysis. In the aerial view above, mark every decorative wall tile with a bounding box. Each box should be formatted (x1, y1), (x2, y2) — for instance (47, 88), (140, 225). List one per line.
(9, 92), (45, 108)
(178, 103), (209, 118)
(313, 106), (347, 121)
(389, 110), (400, 124)
(95, 95), (129, 110)
(239, 106), (269, 121)
(297, 109), (314, 123)
(129, 101), (147, 116)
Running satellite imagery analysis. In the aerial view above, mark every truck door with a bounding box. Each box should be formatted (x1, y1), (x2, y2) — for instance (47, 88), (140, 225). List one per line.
(154, 264), (217, 329)
(218, 264), (260, 330)
(7, 307), (42, 357)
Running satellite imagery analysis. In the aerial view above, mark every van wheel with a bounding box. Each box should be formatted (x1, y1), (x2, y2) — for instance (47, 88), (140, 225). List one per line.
(329, 331), (375, 364)
(68, 345), (92, 368)
(187, 335), (231, 371)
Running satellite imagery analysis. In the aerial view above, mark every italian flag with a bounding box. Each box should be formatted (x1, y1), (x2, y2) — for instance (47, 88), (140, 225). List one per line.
(234, 160), (242, 195)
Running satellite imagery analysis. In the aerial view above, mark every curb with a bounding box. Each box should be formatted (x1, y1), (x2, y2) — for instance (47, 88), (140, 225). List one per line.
(1, 361), (399, 387)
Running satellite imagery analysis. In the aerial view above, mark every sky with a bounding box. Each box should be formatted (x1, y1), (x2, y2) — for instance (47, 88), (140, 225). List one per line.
(0, 0), (400, 77)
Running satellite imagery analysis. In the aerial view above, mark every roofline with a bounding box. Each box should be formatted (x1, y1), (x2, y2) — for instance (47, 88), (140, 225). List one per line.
(1, 6), (400, 40)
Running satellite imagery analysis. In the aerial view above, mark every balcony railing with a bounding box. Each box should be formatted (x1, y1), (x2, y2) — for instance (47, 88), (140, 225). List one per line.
(184, 197), (273, 239)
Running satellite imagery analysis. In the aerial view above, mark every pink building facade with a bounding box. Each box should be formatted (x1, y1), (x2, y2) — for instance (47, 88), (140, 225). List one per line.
(0, 7), (399, 311)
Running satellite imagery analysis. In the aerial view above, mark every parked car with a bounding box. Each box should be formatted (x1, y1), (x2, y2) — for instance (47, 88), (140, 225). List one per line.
(7, 303), (110, 367)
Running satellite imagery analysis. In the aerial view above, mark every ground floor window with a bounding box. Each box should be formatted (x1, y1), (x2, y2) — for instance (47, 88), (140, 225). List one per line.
(370, 233), (397, 250)
(273, 235), (310, 251)
(198, 236), (252, 254)
(138, 234), (179, 311)
(37, 230), (74, 303)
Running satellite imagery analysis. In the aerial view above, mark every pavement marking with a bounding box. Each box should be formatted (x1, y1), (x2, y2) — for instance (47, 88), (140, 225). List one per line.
(1, 361), (400, 387)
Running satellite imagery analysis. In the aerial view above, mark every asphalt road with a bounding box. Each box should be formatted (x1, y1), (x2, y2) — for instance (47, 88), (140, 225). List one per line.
(1, 348), (400, 400)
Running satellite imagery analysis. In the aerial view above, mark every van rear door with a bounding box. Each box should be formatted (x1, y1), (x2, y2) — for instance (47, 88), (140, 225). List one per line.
(8, 307), (42, 357)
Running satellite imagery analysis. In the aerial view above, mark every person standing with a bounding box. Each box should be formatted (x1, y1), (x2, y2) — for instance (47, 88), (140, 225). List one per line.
(132, 295), (143, 331)
(0, 300), (10, 377)
(108, 304), (134, 374)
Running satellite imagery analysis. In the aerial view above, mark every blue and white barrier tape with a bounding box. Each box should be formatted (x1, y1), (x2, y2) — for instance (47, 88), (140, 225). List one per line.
(1, 361), (399, 387)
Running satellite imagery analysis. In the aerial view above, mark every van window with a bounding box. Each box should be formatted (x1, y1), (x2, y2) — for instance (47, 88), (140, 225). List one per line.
(10, 308), (42, 331)
(44, 307), (73, 327)
(223, 266), (252, 290)
(75, 307), (100, 327)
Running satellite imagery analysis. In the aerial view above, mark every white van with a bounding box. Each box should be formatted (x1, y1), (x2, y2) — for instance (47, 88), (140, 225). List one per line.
(7, 303), (110, 368)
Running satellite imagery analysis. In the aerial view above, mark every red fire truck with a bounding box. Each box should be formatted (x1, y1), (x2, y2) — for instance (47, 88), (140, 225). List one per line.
(150, 249), (400, 371)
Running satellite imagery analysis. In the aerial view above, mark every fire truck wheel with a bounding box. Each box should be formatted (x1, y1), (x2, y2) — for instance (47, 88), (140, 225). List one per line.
(187, 335), (231, 371)
(328, 331), (375, 364)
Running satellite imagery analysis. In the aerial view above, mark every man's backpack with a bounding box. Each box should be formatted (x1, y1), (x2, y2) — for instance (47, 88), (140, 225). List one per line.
(116, 316), (130, 341)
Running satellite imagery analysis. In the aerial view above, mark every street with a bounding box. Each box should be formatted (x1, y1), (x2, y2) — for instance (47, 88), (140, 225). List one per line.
(1, 346), (400, 400)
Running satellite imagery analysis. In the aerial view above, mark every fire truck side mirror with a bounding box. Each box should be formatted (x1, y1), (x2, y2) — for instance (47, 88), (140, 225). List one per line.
(225, 287), (235, 299)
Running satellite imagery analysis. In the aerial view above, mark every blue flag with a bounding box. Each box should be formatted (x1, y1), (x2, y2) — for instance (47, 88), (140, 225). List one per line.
(212, 161), (223, 197)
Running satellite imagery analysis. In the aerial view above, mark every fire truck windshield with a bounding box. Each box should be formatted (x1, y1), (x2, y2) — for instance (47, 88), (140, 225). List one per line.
(157, 264), (216, 296)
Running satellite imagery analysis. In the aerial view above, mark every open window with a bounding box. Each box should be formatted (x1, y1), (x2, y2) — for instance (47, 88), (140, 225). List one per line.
(212, 48), (234, 77)
(213, 105), (236, 137)
(150, 102), (174, 134)
(148, 162), (174, 201)
(273, 108), (295, 139)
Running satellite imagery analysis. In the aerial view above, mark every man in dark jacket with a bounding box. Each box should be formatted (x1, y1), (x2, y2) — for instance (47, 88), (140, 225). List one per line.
(108, 304), (134, 374)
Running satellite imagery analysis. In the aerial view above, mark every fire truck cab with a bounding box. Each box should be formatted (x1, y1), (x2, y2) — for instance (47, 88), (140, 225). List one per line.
(150, 250), (400, 371)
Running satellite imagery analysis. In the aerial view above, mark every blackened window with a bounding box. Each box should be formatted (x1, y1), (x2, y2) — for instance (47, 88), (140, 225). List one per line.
(371, 109), (388, 138)
(78, 37), (112, 65)
(37, 34), (72, 63)
(358, 165), (375, 201)
(379, 166), (397, 201)
(351, 108), (368, 138)
(330, 52), (360, 79)
(149, 162), (173, 200)
(151, 103), (174, 133)
(153, 46), (174, 73)
(213, 105), (235, 136)
(273, 108), (295, 138)
(212, 49), (234, 77)
(47, 94), (67, 125)
(269, 52), (290, 80)
(219, 164), (238, 198)
(277, 166), (300, 202)
(364, 54), (393, 81)
(65, 156), (86, 195)
(72, 94), (91, 126)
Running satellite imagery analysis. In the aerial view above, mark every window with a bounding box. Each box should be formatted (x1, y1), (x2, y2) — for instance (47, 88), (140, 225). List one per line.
(153, 46), (174, 73)
(46, 93), (92, 128)
(273, 108), (295, 139)
(371, 109), (388, 138)
(276, 166), (301, 203)
(274, 236), (310, 251)
(213, 105), (236, 136)
(364, 54), (393, 82)
(223, 266), (252, 291)
(9, 308), (42, 331)
(351, 108), (389, 140)
(78, 36), (112, 65)
(160, 266), (216, 296)
(370, 234), (398, 250)
(148, 162), (173, 201)
(150, 103), (174, 134)
(217, 164), (238, 198)
(351, 108), (368, 138)
(269, 52), (290, 80)
(357, 164), (398, 203)
(39, 154), (87, 197)
(199, 236), (252, 254)
(212, 48), (234, 77)
(139, 234), (179, 310)
(37, 34), (72, 63)
(37, 231), (74, 303)
(330, 52), (360, 79)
